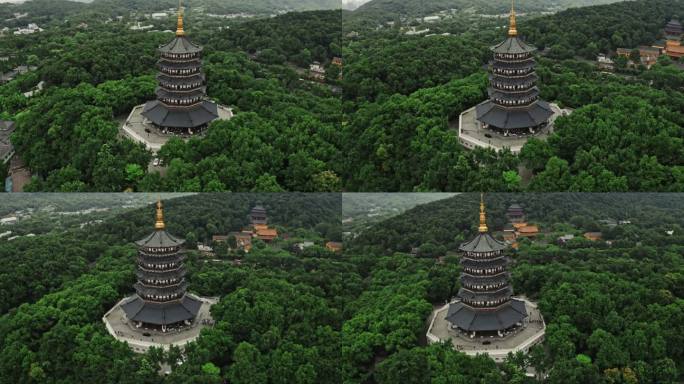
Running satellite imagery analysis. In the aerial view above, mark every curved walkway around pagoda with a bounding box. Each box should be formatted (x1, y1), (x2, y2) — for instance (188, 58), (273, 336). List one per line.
(120, 104), (233, 153)
(454, 103), (571, 154)
(426, 297), (545, 363)
(103, 294), (219, 353)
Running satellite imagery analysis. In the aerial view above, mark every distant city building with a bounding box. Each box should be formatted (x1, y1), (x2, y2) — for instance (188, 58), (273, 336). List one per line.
(597, 54), (615, 71)
(516, 225), (539, 238)
(13, 23), (43, 35)
(309, 61), (326, 81)
(326, 241), (343, 253)
(557, 234), (575, 245)
(0, 65), (35, 84)
(584, 232), (603, 242)
(0, 120), (16, 165)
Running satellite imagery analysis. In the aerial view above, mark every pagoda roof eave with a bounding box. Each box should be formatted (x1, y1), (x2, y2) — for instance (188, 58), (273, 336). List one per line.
(492, 36), (537, 54)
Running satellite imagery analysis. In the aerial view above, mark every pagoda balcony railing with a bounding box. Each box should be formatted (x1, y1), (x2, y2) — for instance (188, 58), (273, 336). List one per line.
(160, 68), (201, 76)
(462, 250), (503, 258)
(138, 291), (185, 303)
(137, 256), (184, 268)
(138, 249), (183, 258)
(158, 57), (201, 66)
(138, 264), (183, 273)
(492, 84), (535, 93)
(160, 97), (204, 107)
(460, 285), (511, 295)
(137, 268), (186, 280)
(159, 55), (202, 63)
(493, 56), (534, 64)
(135, 281), (187, 296)
(462, 267), (506, 275)
(461, 254), (508, 265)
(157, 73), (205, 80)
(159, 83), (204, 92)
(460, 298), (513, 310)
(461, 270), (508, 278)
(137, 279), (184, 289)
(138, 250), (184, 261)
(139, 246), (180, 254)
(493, 97), (539, 107)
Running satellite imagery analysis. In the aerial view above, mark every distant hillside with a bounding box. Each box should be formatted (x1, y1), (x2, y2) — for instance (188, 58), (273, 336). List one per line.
(199, 0), (341, 13)
(352, 0), (625, 20)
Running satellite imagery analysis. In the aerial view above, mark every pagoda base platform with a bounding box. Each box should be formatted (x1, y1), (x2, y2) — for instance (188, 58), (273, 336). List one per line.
(120, 103), (233, 153)
(426, 297), (545, 363)
(455, 103), (571, 154)
(103, 294), (219, 354)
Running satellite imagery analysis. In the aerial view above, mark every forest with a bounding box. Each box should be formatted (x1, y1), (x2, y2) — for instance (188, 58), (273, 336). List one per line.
(0, 0), (682, 193)
(0, 193), (346, 383)
(345, 193), (684, 383)
(0, 8), (344, 192)
(340, 0), (684, 192)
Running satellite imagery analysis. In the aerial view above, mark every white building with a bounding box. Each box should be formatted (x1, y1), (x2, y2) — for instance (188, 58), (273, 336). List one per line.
(0, 217), (17, 225)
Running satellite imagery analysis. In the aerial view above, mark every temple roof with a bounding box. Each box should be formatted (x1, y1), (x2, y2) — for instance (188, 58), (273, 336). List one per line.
(142, 100), (219, 129)
(476, 99), (554, 130)
(459, 232), (507, 253)
(159, 36), (202, 54)
(445, 299), (528, 332)
(121, 294), (201, 325)
(136, 229), (185, 248)
(492, 37), (536, 54)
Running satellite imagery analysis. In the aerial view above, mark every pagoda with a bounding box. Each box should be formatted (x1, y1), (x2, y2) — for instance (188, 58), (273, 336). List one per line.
(445, 195), (527, 336)
(120, 200), (201, 332)
(665, 18), (683, 40)
(249, 205), (268, 226)
(141, 1), (219, 134)
(475, 1), (553, 136)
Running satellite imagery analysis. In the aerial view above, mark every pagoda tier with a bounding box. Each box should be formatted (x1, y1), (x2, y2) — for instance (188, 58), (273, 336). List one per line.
(445, 195), (527, 334)
(121, 201), (201, 328)
(141, 8), (219, 133)
(476, 5), (553, 134)
(250, 205), (268, 225)
(665, 19), (682, 38)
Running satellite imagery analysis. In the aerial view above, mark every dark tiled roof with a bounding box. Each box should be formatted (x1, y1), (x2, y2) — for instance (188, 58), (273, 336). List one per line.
(159, 36), (203, 54)
(136, 229), (185, 248)
(445, 299), (528, 332)
(476, 100), (554, 130)
(142, 100), (219, 129)
(459, 233), (507, 253)
(492, 37), (536, 54)
(121, 294), (201, 325)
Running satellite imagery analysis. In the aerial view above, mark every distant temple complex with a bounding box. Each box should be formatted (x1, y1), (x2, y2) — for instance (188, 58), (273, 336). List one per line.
(122, 1), (233, 153)
(103, 201), (217, 353)
(426, 195), (545, 362)
(458, 1), (567, 154)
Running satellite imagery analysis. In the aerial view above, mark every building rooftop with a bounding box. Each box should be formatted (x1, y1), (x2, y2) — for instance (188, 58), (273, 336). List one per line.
(459, 232), (507, 253)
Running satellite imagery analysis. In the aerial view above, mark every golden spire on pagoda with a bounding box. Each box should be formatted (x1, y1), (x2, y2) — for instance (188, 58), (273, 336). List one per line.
(155, 199), (166, 230)
(508, 0), (518, 37)
(478, 193), (489, 233)
(176, 0), (185, 37)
